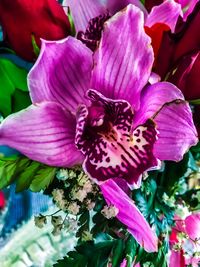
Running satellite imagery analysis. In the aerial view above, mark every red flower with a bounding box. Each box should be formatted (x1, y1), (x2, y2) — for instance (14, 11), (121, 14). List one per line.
(147, 2), (200, 116)
(0, 0), (71, 61)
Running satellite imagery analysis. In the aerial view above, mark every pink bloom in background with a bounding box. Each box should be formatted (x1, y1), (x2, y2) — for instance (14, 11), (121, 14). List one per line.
(0, 5), (197, 252)
(169, 213), (200, 267)
(145, 0), (198, 20)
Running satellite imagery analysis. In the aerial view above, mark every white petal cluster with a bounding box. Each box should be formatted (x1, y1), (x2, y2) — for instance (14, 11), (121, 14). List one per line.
(101, 205), (119, 219)
(52, 189), (68, 211)
(34, 215), (47, 229)
(68, 202), (80, 215)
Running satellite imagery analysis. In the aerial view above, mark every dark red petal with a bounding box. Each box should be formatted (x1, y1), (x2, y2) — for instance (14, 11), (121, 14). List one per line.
(0, 0), (71, 61)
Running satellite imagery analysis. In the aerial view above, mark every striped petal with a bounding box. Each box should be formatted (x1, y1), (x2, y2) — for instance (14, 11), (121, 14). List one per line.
(133, 82), (198, 161)
(63, 0), (106, 32)
(91, 4), (154, 111)
(153, 100), (198, 161)
(28, 37), (92, 112)
(146, 0), (182, 32)
(0, 102), (83, 167)
(106, 0), (147, 16)
(100, 179), (158, 252)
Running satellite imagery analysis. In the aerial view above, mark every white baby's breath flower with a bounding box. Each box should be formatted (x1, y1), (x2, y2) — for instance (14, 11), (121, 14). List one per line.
(68, 169), (77, 179)
(34, 215), (47, 229)
(58, 199), (68, 211)
(56, 168), (69, 181)
(77, 172), (89, 186)
(75, 189), (87, 202)
(101, 205), (119, 219)
(83, 180), (93, 193)
(64, 218), (78, 232)
(52, 224), (63, 236)
(52, 189), (64, 203)
(52, 189), (68, 211)
(176, 204), (190, 219)
(51, 215), (63, 227)
(68, 202), (80, 215)
(86, 199), (95, 210)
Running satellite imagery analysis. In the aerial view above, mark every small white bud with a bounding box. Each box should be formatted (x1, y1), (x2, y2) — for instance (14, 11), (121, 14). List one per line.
(68, 202), (80, 215)
(101, 205), (119, 219)
(34, 215), (47, 229)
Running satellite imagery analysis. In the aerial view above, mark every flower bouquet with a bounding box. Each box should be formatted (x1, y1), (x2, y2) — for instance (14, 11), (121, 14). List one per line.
(0, 0), (199, 266)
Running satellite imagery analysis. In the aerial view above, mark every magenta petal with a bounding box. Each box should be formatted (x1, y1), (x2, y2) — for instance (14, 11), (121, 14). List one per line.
(133, 82), (184, 127)
(133, 82), (198, 161)
(91, 4), (154, 111)
(106, 0), (147, 16)
(185, 213), (200, 240)
(0, 102), (83, 167)
(28, 37), (92, 112)
(153, 100), (198, 161)
(100, 179), (158, 252)
(169, 250), (185, 267)
(63, 0), (106, 32)
(146, 0), (182, 32)
(180, 0), (199, 21)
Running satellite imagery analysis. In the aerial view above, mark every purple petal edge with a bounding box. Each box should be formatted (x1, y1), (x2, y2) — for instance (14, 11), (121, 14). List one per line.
(100, 179), (158, 252)
(0, 102), (83, 167)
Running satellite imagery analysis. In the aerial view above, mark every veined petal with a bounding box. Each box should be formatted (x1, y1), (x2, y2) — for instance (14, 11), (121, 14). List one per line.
(28, 37), (92, 112)
(185, 213), (200, 240)
(153, 100), (198, 161)
(180, 0), (199, 21)
(106, 0), (148, 16)
(76, 90), (158, 185)
(63, 0), (106, 32)
(133, 82), (198, 161)
(133, 82), (184, 126)
(91, 4), (154, 111)
(146, 0), (182, 32)
(0, 102), (83, 167)
(100, 179), (158, 252)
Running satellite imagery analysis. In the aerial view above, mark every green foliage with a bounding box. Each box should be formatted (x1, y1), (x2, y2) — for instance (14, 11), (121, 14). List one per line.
(0, 58), (31, 117)
(0, 157), (57, 192)
(189, 99), (200, 105)
(67, 7), (76, 36)
(76, 210), (90, 241)
(158, 153), (190, 195)
(31, 35), (40, 57)
(54, 234), (115, 267)
(29, 166), (56, 192)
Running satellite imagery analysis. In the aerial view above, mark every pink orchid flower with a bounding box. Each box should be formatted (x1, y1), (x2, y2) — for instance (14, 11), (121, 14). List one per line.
(0, 5), (197, 252)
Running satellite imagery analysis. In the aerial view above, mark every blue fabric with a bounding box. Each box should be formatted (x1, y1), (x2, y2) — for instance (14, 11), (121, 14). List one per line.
(1, 185), (51, 237)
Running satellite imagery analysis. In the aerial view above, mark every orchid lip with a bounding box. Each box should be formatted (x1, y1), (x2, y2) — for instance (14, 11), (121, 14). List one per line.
(75, 89), (158, 185)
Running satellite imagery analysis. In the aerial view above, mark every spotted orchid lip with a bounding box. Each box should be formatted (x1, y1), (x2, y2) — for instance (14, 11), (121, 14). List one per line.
(76, 89), (158, 185)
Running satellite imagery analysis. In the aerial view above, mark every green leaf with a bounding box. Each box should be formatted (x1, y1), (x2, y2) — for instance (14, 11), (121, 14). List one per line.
(112, 239), (124, 267)
(0, 157), (56, 192)
(0, 157), (30, 189)
(189, 99), (200, 105)
(125, 235), (138, 267)
(15, 161), (41, 192)
(31, 35), (40, 57)
(0, 58), (30, 116)
(53, 255), (87, 267)
(30, 166), (57, 192)
(12, 89), (32, 114)
(159, 153), (189, 194)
